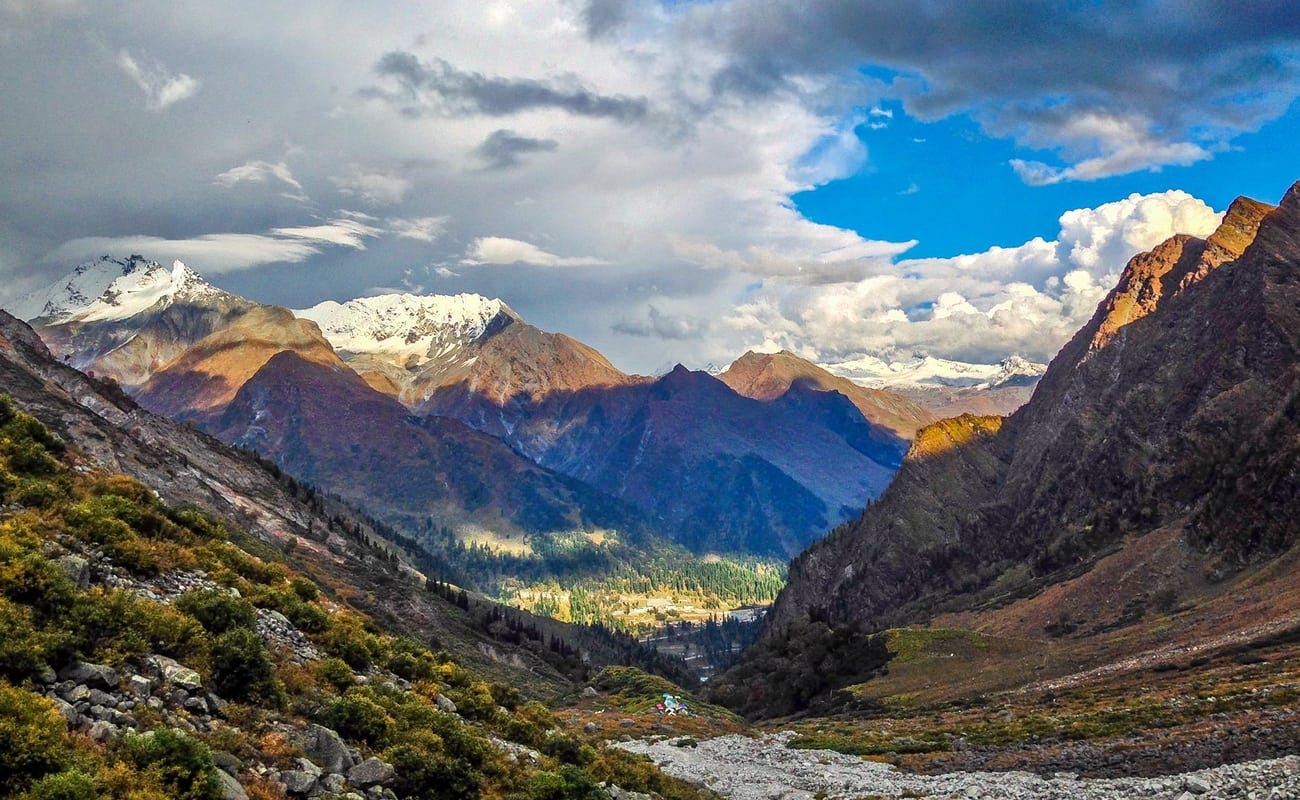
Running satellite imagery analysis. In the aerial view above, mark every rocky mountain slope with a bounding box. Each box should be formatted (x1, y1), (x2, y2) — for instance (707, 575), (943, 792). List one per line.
(717, 183), (1300, 716)
(18, 256), (258, 388)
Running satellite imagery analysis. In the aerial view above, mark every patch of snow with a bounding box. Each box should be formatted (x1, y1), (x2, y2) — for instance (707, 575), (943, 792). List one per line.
(294, 292), (516, 367)
(9, 255), (224, 323)
(822, 354), (1046, 390)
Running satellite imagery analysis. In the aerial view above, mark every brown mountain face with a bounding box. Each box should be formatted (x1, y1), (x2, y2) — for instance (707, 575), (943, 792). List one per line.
(211, 350), (642, 538)
(719, 350), (935, 439)
(135, 306), (345, 423)
(34, 292), (257, 388)
(719, 183), (1300, 715)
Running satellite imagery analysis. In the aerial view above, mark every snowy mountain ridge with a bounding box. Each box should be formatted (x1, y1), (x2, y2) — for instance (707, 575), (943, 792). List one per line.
(822, 353), (1047, 390)
(9, 255), (226, 323)
(294, 292), (518, 367)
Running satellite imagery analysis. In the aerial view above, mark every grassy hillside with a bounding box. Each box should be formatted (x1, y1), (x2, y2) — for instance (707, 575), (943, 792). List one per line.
(0, 394), (713, 800)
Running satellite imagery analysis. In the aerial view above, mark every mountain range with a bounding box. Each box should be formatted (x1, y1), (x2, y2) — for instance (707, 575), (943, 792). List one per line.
(10, 257), (958, 559)
(715, 182), (1300, 718)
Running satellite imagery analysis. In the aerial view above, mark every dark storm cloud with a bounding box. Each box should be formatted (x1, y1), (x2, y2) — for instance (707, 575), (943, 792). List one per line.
(475, 129), (559, 170)
(364, 51), (649, 121)
(694, 0), (1300, 175)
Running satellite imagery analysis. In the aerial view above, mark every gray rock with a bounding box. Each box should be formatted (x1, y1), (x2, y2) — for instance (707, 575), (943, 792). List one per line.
(89, 688), (116, 707)
(320, 773), (347, 793)
(280, 770), (318, 796)
(619, 718), (636, 728)
(295, 758), (323, 778)
(58, 554), (90, 590)
(213, 750), (243, 776)
(303, 724), (357, 774)
(1185, 776), (1213, 794)
(347, 757), (395, 788)
(59, 661), (119, 690)
(584, 722), (600, 734)
(64, 684), (91, 703)
(144, 655), (203, 691)
(52, 697), (80, 726)
(128, 675), (152, 697)
(213, 769), (249, 800)
(87, 720), (118, 742)
(38, 666), (58, 685)
(434, 693), (457, 714)
(183, 696), (209, 714)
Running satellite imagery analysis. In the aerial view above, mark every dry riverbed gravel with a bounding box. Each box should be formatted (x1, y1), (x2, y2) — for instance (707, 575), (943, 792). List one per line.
(617, 732), (1300, 800)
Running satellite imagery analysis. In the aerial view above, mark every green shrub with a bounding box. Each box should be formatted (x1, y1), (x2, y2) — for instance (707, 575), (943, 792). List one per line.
(210, 627), (281, 705)
(387, 637), (438, 682)
(289, 578), (318, 602)
(526, 766), (603, 800)
(7, 478), (63, 509)
(319, 689), (393, 748)
(0, 598), (57, 681)
(61, 590), (209, 666)
(385, 731), (483, 800)
(19, 768), (100, 800)
(0, 682), (71, 792)
(315, 657), (355, 691)
(118, 728), (222, 800)
(176, 589), (257, 635)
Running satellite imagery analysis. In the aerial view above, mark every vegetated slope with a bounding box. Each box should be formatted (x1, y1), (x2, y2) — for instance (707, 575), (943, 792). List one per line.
(0, 394), (710, 800)
(716, 185), (1300, 717)
(430, 362), (901, 558)
(0, 310), (675, 690)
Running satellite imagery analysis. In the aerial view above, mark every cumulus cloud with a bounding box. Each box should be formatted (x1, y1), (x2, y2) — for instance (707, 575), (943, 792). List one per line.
(463, 237), (609, 267)
(722, 190), (1224, 364)
(116, 49), (199, 110)
(363, 51), (649, 121)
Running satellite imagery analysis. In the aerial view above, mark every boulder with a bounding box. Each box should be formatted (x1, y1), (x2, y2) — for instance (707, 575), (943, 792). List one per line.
(280, 770), (318, 797)
(59, 661), (118, 690)
(434, 694), (457, 714)
(128, 675), (152, 697)
(212, 751), (243, 776)
(581, 686), (598, 698)
(144, 655), (203, 691)
(57, 554), (90, 590)
(213, 769), (249, 800)
(303, 724), (357, 774)
(347, 757), (395, 788)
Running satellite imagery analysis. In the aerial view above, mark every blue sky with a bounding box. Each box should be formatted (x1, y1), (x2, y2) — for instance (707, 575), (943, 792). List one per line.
(796, 101), (1300, 260)
(1, 1), (1299, 373)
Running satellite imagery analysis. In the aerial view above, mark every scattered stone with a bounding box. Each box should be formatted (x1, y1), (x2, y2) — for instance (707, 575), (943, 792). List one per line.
(434, 693), (457, 714)
(213, 769), (249, 800)
(128, 675), (152, 697)
(51, 697), (80, 726)
(213, 751), (243, 776)
(58, 554), (91, 590)
(302, 723), (357, 774)
(64, 684), (91, 704)
(295, 757), (322, 778)
(87, 720), (118, 742)
(183, 696), (209, 715)
(584, 722), (600, 734)
(88, 688), (116, 707)
(347, 757), (395, 788)
(320, 773), (347, 793)
(1185, 776), (1213, 794)
(59, 661), (119, 690)
(144, 655), (203, 691)
(581, 686), (599, 698)
(619, 718), (636, 728)
(280, 769), (318, 796)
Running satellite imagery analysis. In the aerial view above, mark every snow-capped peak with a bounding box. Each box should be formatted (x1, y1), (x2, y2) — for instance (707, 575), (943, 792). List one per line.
(294, 292), (517, 364)
(8, 255), (225, 323)
(820, 353), (1047, 390)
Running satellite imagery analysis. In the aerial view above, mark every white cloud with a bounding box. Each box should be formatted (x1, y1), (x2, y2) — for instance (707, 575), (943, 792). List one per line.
(329, 166), (411, 207)
(116, 49), (199, 110)
(48, 234), (321, 273)
(213, 160), (307, 200)
(386, 216), (449, 242)
(1009, 113), (1212, 185)
(721, 190), (1224, 364)
(463, 237), (609, 267)
(271, 217), (382, 249)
